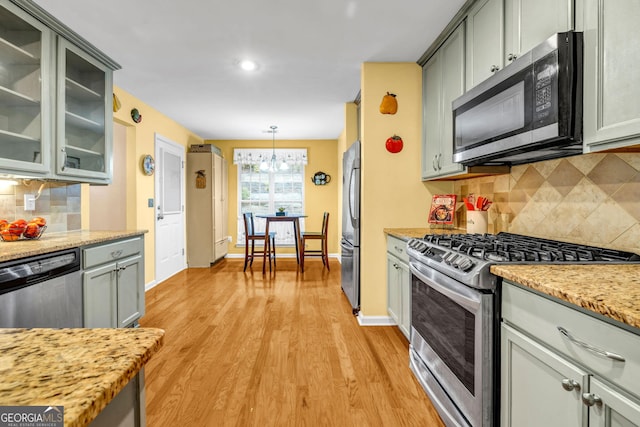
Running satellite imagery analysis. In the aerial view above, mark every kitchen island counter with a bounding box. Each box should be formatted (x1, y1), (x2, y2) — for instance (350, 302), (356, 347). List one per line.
(492, 264), (640, 331)
(0, 327), (164, 427)
(0, 230), (147, 263)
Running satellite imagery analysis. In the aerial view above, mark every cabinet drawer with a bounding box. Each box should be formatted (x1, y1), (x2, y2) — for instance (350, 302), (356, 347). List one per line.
(83, 237), (143, 269)
(502, 281), (640, 397)
(386, 235), (409, 264)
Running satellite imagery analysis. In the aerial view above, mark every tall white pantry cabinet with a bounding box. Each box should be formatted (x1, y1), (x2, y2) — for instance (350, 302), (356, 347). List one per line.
(186, 150), (228, 267)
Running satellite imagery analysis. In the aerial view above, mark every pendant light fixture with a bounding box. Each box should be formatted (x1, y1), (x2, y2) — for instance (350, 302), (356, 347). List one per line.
(260, 125), (287, 172)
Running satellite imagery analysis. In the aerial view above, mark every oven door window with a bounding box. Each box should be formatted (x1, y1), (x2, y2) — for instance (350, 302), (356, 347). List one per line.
(412, 274), (475, 394)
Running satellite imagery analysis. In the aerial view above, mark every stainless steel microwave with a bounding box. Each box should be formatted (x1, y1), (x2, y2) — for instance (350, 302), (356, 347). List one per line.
(452, 31), (583, 166)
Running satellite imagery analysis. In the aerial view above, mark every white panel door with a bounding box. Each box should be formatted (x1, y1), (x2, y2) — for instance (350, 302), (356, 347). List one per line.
(154, 134), (186, 284)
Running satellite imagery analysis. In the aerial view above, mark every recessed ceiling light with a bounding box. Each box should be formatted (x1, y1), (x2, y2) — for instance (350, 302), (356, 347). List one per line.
(239, 60), (257, 71)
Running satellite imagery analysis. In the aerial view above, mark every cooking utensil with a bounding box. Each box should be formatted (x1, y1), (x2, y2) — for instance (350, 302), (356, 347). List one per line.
(463, 197), (474, 210)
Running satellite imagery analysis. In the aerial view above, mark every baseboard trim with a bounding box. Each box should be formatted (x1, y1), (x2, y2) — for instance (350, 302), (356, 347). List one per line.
(356, 313), (396, 326)
(145, 280), (159, 292)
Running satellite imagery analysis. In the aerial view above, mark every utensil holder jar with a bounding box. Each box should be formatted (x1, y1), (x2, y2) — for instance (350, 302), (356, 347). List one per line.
(466, 211), (488, 234)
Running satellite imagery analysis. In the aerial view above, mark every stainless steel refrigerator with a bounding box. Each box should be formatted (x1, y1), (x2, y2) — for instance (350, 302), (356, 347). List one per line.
(341, 140), (360, 314)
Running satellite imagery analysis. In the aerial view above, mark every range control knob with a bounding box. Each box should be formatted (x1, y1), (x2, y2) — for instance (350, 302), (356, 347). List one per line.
(409, 240), (424, 251)
(456, 257), (475, 272)
(444, 252), (458, 265)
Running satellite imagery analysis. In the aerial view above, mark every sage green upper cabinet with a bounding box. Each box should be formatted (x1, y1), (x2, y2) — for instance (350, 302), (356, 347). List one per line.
(0, 1), (52, 175)
(466, 0), (573, 89)
(422, 23), (466, 180)
(504, 0), (573, 66)
(0, 0), (118, 183)
(581, 0), (640, 152)
(465, 0), (504, 89)
(56, 39), (112, 182)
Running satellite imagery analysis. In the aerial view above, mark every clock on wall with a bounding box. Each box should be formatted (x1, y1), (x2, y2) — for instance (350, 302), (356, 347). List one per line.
(141, 154), (155, 176)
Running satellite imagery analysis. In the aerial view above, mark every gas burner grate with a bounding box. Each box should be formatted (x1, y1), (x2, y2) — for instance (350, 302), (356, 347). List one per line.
(420, 232), (640, 264)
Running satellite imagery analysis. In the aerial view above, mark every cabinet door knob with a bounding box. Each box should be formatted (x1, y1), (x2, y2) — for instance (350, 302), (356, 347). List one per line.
(561, 379), (580, 391)
(582, 393), (603, 407)
(507, 53), (517, 62)
(490, 65), (500, 72)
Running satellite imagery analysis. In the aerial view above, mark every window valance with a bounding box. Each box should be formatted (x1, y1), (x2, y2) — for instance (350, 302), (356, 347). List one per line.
(233, 148), (308, 166)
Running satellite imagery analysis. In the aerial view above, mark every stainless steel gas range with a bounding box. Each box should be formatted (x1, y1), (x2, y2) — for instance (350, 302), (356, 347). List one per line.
(406, 232), (640, 427)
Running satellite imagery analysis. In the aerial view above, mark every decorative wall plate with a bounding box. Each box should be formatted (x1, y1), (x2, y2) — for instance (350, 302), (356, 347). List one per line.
(142, 154), (155, 176)
(131, 108), (142, 123)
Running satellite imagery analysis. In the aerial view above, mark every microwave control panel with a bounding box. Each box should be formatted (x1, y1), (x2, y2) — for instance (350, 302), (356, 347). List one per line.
(532, 51), (558, 127)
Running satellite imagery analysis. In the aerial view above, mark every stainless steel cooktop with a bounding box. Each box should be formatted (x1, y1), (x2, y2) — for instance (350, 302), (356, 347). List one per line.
(407, 232), (640, 290)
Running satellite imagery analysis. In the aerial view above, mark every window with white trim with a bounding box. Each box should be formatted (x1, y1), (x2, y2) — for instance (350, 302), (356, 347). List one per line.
(234, 148), (307, 246)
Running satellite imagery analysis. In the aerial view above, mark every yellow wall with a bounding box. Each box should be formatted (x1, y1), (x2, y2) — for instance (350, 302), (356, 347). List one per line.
(208, 139), (340, 256)
(107, 86), (204, 285)
(360, 63), (453, 317)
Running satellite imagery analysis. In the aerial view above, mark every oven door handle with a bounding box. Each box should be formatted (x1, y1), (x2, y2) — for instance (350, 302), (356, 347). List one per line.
(410, 261), (483, 312)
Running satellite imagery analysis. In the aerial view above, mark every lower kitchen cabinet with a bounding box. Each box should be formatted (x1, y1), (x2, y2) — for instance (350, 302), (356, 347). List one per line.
(83, 236), (145, 328)
(91, 371), (145, 427)
(501, 324), (588, 426)
(386, 235), (411, 339)
(589, 377), (640, 427)
(501, 281), (640, 427)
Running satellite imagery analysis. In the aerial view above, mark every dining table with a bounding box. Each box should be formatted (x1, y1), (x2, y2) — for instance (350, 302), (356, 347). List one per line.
(256, 213), (307, 268)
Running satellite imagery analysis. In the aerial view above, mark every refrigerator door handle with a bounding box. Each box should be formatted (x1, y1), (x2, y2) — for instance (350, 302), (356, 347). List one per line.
(348, 167), (358, 229)
(340, 238), (354, 250)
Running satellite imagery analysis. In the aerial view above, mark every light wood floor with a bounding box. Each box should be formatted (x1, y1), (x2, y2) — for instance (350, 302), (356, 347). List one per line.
(140, 258), (444, 426)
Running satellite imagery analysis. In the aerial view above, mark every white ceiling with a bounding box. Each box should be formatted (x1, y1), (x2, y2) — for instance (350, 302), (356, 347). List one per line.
(32, 0), (465, 140)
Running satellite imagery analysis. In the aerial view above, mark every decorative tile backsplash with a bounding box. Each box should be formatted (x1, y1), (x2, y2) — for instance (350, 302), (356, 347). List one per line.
(454, 152), (640, 255)
(0, 181), (82, 233)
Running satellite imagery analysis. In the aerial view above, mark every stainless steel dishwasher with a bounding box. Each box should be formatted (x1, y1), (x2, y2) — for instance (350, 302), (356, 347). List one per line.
(0, 248), (82, 328)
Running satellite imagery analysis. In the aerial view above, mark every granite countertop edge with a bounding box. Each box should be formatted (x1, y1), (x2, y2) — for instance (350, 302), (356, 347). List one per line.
(492, 264), (640, 331)
(0, 327), (164, 427)
(383, 227), (467, 241)
(0, 230), (148, 262)
(383, 228), (640, 331)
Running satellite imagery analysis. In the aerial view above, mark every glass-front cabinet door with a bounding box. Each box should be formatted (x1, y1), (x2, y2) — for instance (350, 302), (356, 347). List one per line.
(56, 38), (112, 181)
(0, 1), (51, 175)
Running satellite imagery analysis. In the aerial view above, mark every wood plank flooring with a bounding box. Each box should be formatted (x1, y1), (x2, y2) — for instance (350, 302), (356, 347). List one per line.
(140, 258), (444, 426)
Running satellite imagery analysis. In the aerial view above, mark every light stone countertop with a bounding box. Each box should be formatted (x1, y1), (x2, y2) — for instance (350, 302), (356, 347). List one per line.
(383, 228), (640, 331)
(0, 230), (147, 262)
(0, 327), (164, 427)
(492, 264), (640, 331)
(383, 227), (467, 241)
